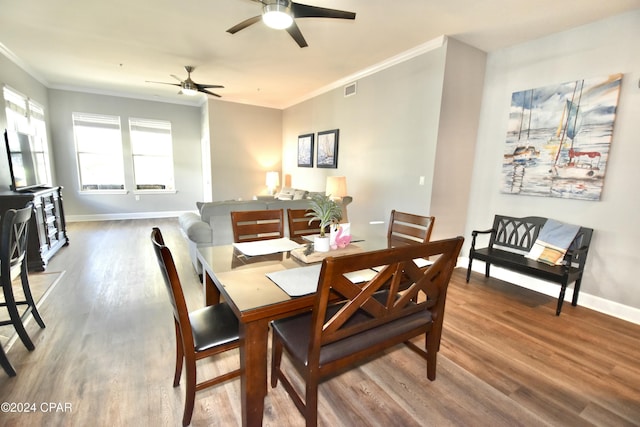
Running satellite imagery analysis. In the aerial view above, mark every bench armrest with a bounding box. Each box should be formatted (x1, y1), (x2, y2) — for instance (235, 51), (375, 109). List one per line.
(470, 228), (495, 250)
(563, 244), (590, 265)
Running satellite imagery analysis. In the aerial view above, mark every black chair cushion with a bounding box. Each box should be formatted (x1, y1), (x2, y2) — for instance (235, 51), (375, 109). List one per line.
(189, 303), (240, 352)
(271, 301), (432, 367)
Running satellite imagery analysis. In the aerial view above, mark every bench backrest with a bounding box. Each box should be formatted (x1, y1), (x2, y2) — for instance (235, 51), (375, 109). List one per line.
(489, 215), (546, 252)
(490, 215), (593, 267)
(308, 237), (464, 365)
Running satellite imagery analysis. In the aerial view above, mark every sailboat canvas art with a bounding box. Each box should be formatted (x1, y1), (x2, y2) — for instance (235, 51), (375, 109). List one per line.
(501, 73), (622, 200)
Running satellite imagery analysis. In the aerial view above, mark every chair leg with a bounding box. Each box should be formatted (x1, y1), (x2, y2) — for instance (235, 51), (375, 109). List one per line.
(304, 378), (319, 427)
(2, 278), (35, 351)
(173, 322), (184, 387)
(426, 332), (438, 381)
(270, 335), (283, 388)
(0, 344), (17, 377)
(20, 268), (45, 329)
(466, 258), (473, 282)
(182, 353), (197, 427)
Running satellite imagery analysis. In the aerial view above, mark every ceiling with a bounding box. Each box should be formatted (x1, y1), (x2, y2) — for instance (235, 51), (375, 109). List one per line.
(1, 0), (638, 109)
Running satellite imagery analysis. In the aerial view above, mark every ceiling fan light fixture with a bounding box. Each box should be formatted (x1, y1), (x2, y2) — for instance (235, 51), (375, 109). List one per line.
(181, 81), (198, 96)
(262, 3), (293, 30)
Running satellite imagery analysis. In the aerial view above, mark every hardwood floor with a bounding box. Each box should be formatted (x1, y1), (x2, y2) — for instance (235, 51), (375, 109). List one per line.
(0, 218), (638, 426)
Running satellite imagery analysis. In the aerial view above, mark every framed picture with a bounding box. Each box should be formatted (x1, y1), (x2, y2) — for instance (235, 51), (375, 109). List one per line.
(316, 129), (339, 168)
(297, 133), (314, 167)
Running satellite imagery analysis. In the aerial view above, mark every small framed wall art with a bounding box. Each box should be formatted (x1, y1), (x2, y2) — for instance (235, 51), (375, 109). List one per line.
(297, 133), (314, 167)
(316, 129), (339, 169)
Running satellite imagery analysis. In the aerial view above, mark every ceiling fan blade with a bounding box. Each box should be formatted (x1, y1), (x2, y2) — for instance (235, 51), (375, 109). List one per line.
(199, 88), (221, 98)
(291, 3), (356, 20)
(227, 15), (262, 34)
(146, 81), (181, 87)
(196, 84), (225, 89)
(170, 74), (182, 82)
(286, 21), (308, 48)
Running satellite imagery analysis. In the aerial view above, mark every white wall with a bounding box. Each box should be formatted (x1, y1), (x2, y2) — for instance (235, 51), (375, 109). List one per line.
(466, 10), (640, 320)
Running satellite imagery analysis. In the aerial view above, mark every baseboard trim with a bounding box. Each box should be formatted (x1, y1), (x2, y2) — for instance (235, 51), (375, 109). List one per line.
(458, 258), (640, 325)
(66, 210), (194, 222)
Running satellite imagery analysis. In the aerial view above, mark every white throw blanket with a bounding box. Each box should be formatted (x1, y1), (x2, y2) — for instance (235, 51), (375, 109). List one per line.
(526, 219), (580, 266)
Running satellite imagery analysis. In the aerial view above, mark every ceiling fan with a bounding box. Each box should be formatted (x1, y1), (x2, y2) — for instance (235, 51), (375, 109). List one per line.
(227, 0), (356, 48)
(146, 66), (224, 97)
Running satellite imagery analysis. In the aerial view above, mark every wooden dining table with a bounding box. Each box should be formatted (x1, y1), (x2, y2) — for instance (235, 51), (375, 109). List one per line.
(197, 237), (387, 426)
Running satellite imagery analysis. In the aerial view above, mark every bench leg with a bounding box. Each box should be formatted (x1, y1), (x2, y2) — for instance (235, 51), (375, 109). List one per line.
(572, 278), (582, 307)
(485, 262), (491, 278)
(556, 284), (567, 316)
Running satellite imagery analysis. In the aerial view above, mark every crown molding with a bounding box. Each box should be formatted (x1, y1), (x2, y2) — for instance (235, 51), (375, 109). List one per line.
(282, 35), (447, 109)
(0, 42), (49, 87)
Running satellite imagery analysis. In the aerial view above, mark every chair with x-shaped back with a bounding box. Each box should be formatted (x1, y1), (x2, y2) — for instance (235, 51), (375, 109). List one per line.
(0, 203), (46, 377)
(270, 236), (464, 426)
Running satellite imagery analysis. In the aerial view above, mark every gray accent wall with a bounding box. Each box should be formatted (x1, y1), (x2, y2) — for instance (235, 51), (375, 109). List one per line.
(47, 89), (203, 219)
(282, 37), (486, 241)
(207, 99), (283, 202)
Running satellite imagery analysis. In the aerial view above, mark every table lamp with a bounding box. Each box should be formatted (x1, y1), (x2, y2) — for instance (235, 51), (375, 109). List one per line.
(266, 171), (280, 195)
(326, 176), (347, 200)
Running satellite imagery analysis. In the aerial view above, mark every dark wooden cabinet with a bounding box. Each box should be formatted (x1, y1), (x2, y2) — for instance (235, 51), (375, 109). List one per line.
(0, 186), (68, 271)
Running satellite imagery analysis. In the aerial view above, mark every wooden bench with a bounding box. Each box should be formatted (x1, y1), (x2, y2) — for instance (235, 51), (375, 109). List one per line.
(466, 215), (593, 315)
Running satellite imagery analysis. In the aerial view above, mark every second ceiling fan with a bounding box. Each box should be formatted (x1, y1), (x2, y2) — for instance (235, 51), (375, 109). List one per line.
(227, 0), (356, 48)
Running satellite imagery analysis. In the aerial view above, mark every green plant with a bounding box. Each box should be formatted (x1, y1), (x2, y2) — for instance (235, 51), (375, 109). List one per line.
(306, 193), (342, 237)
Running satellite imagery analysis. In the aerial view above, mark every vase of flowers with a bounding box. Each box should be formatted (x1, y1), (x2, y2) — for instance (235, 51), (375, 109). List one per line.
(306, 193), (342, 252)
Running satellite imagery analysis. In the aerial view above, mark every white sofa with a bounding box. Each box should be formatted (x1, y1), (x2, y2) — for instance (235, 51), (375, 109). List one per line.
(178, 192), (352, 274)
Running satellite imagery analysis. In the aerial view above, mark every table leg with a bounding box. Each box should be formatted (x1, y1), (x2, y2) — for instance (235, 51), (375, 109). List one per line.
(240, 319), (269, 427)
(203, 272), (220, 306)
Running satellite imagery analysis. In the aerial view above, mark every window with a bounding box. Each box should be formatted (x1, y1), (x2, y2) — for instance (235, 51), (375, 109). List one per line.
(3, 86), (29, 133)
(72, 113), (126, 192)
(3, 86), (52, 186)
(129, 118), (175, 191)
(28, 101), (52, 185)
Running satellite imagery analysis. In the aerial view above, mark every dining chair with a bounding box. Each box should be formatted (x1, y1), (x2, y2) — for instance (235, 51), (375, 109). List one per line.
(387, 210), (435, 247)
(150, 227), (240, 426)
(270, 237), (464, 427)
(287, 208), (322, 238)
(0, 203), (46, 377)
(230, 208), (284, 243)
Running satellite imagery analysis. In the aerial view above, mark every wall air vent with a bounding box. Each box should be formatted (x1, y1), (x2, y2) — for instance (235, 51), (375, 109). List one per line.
(344, 82), (357, 97)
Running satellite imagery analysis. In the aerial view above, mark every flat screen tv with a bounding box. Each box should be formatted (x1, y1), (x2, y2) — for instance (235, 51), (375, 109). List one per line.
(4, 129), (48, 192)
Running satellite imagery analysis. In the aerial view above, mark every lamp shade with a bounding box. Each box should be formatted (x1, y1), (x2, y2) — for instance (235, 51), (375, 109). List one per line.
(266, 171), (280, 195)
(326, 176), (347, 198)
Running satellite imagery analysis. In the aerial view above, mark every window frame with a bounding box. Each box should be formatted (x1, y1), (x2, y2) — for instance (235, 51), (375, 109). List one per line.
(72, 112), (127, 194)
(3, 85), (53, 187)
(128, 117), (176, 194)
